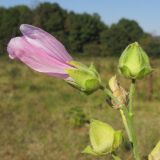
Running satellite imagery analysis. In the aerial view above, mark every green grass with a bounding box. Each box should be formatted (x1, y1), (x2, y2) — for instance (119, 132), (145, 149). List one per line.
(0, 56), (160, 160)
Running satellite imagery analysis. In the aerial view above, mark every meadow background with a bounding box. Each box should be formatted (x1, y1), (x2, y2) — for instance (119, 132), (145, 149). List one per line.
(0, 1), (160, 160)
(0, 56), (160, 160)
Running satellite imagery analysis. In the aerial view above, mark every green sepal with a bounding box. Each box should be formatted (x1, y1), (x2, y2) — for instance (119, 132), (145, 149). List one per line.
(66, 69), (100, 93)
(82, 145), (112, 156)
(65, 61), (101, 94)
(69, 61), (88, 70)
(119, 65), (153, 79)
(82, 145), (98, 156)
(84, 78), (101, 94)
(89, 63), (99, 75)
(66, 69), (90, 87)
(112, 130), (123, 150)
(112, 154), (121, 160)
(69, 61), (99, 76)
(136, 66), (153, 79)
(119, 65), (131, 78)
(89, 119), (115, 154)
(66, 78), (82, 91)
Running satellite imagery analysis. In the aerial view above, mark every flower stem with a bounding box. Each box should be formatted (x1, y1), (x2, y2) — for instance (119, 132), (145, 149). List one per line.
(127, 79), (141, 160)
(101, 82), (141, 160)
(101, 85), (132, 141)
(129, 79), (136, 114)
(119, 109), (132, 142)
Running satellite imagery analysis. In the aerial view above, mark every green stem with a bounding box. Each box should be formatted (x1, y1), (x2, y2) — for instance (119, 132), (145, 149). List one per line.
(128, 115), (140, 160)
(101, 85), (132, 141)
(101, 82), (141, 160)
(128, 79), (141, 160)
(129, 79), (136, 114)
(120, 109), (132, 142)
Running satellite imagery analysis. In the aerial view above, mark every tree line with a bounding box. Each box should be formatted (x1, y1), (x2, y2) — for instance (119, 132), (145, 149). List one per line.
(0, 2), (160, 57)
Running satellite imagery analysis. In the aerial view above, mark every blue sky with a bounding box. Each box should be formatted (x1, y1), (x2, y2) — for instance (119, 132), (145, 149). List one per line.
(1, 0), (160, 35)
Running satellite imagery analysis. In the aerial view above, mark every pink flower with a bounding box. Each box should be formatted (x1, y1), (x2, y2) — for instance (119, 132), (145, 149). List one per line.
(7, 24), (74, 79)
(7, 24), (102, 94)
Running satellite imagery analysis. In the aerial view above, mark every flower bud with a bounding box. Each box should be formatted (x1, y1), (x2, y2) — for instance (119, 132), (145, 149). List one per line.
(65, 61), (101, 94)
(119, 42), (152, 79)
(149, 141), (160, 160)
(108, 76), (128, 109)
(83, 120), (122, 156)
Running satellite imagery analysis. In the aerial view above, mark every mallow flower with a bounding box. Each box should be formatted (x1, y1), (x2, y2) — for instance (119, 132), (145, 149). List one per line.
(7, 24), (101, 93)
(118, 42), (152, 79)
(83, 119), (122, 156)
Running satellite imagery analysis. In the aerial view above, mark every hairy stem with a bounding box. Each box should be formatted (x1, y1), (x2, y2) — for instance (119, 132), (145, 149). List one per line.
(101, 82), (141, 160)
(129, 79), (136, 114)
(120, 109), (132, 142)
(128, 79), (140, 160)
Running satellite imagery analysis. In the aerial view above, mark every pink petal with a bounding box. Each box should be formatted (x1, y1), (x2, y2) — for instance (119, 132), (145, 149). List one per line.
(20, 24), (73, 63)
(7, 37), (72, 79)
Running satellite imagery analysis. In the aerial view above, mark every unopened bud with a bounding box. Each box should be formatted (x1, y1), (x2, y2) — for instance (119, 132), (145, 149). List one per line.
(119, 42), (152, 79)
(83, 120), (122, 156)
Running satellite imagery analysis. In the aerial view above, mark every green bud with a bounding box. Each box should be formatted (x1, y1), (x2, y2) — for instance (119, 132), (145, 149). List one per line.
(66, 61), (101, 94)
(119, 42), (152, 79)
(83, 120), (122, 156)
(149, 141), (160, 160)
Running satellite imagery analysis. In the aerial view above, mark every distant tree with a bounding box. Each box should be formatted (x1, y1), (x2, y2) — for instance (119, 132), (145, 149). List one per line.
(0, 7), (20, 55)
(64, 12), (83, 52)
(100, 18), (144, 56)
(14, 5), (33, 25)
(34, 2), (67, 44)
(117, 18), (144, 41)
(65, 12), (105, 53)
(0, 6), (33, 55)
(0, 7), (6, 54)
(0, 2), (160, 57)
(140, 34), (160, 57)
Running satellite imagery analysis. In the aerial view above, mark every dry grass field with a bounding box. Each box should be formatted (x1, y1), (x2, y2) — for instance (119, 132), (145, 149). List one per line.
(0, 56), (160, 160)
